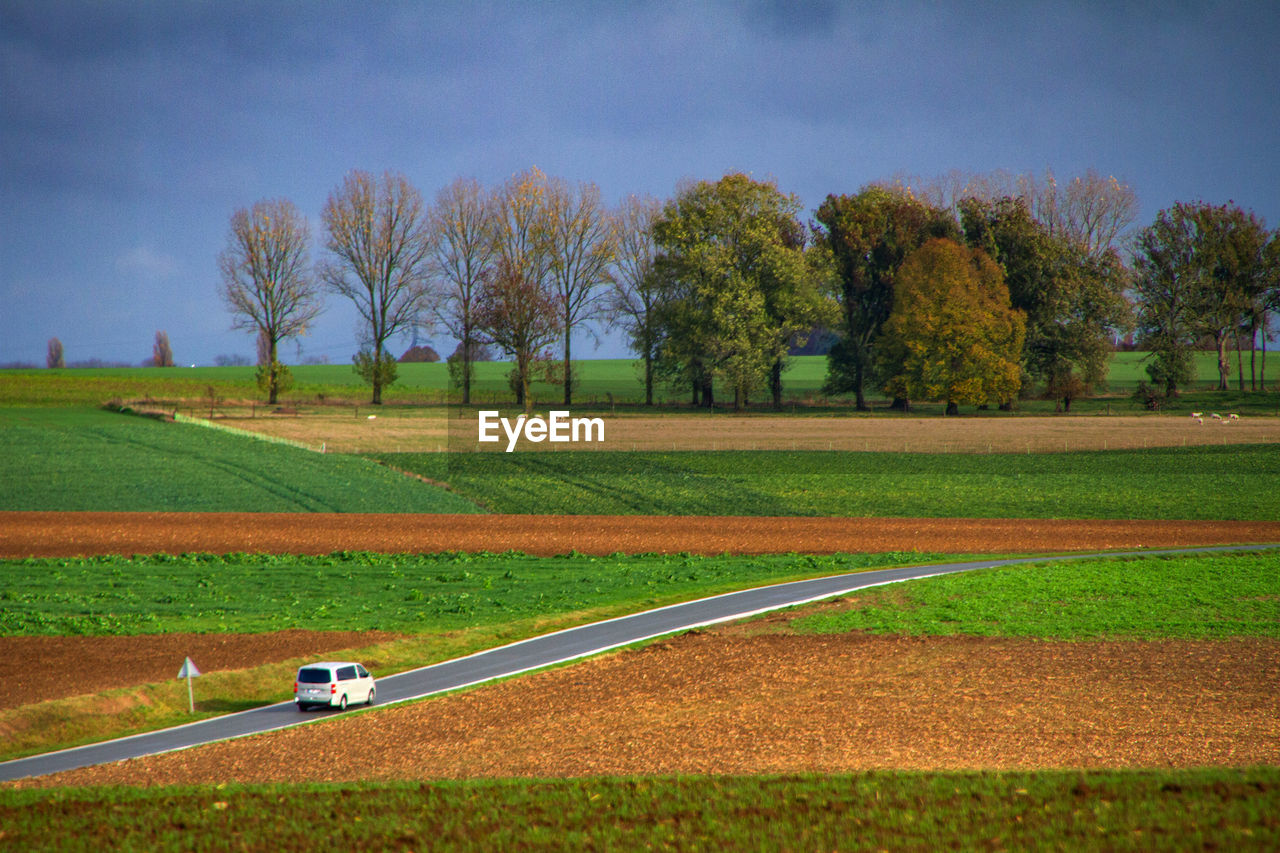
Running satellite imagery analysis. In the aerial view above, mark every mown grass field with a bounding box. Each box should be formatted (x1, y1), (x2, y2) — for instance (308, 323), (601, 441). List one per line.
(393, 445), (1280, 520)
(0, 407), (475, 513)
(3, 768), (1277, 851)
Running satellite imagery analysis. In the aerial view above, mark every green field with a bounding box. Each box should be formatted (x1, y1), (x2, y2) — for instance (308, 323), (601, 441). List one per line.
(3, 768), (1276, 851)
(5, 350), (1271, 409)
(790, 551), (1280, 640)
(0, 550), (928, 638)
(0, 407), (476, 513)
(396, 445), (1280, 520)
(2, 550), (1272, 642)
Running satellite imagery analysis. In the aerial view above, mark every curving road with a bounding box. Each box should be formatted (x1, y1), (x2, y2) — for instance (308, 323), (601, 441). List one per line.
(2, 544), (1274, 783)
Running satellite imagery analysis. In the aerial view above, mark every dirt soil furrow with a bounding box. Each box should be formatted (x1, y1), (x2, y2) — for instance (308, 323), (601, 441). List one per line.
(4, 512), (1280, 558)
(15, 632), (1279, 788)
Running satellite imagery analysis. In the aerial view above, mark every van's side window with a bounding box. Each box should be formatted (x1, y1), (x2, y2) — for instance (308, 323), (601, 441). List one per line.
(337, 666), (357, 680)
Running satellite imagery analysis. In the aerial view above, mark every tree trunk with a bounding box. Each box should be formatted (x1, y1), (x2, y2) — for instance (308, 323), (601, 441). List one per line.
(1235, 328), (1245, 391)
(267, 337), (279, 405)
(563, 333), (572, 406)
(891, 396), (909, 412)
(771, 358), (783, 409)
(945, 400), (958, 416)
(700, 375), (714, 408)
(371, 341), (383, 405)
(461, 331), (472, 406)
(1216, 333), (1230, 390)
(734, 384), (744, 411)
(854, 354), (868, 412)
(644, 354), (654, 407)
(1262, 312), (1269, 390)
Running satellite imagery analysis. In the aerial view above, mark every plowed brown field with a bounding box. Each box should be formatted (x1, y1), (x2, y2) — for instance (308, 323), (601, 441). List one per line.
(16, 631), (1280, 788)
(5, 511), (1280, 558)
(5, 512), (1277, 786)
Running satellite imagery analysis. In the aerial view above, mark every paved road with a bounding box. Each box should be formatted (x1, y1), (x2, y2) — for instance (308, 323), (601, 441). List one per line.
(2, 544), (1274, 783)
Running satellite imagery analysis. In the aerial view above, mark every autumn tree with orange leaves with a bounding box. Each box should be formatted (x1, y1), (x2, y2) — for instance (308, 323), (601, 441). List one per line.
(877, 238), (1024, 415)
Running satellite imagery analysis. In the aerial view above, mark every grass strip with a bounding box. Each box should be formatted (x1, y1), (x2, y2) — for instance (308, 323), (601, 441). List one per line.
(2, 769), (1277, 851)
(408, 445), (1280, 519)
(788, 550), (1280, 639)
(0, 407), (478, 513)
(0, 550), (932, 637)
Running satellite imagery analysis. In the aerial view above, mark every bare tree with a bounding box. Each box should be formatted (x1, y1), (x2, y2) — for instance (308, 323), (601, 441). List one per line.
(1028, 168), (1139, 256)
(545, 176), (616, 405)
(46, 337), (64, 369)
(608, 194), (663, 405)
(428, 177), (494, 405)
(476, 257), (562, 413)
(218, 198), (321, 404)
(320, 169), (436, 404)
(887, 167), (1138, 257)
(151, 331), (174, 367)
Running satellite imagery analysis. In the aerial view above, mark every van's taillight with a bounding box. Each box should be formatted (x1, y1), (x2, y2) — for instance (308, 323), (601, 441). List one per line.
(293, 683), (298, 694)
(331, 683), (337, 694)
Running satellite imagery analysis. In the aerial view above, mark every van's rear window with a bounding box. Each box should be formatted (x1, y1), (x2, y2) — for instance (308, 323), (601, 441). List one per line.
(297, 668), (331, 684)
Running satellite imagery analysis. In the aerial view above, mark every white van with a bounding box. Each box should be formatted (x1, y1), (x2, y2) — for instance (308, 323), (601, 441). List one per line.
(294, 661), (376, 711)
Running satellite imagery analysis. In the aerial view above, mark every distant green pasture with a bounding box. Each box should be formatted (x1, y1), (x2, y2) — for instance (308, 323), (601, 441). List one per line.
(393, 445), (1280, 520)
(3, 352), (1276, 408)
(0, 407), (477, 513)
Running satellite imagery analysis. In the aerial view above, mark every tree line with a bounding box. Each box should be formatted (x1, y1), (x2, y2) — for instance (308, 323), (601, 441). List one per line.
(216, 167), (1280, 410)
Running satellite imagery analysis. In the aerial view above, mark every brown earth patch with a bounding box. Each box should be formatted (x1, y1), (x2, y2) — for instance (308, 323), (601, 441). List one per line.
(17, 632), (1279, 788)
(4, 512), (1280, 559)
(197, 409), (1280, 454)
(0, 630), (401, 709)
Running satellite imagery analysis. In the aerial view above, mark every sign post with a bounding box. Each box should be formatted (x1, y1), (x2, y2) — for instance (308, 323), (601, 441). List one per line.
(177, 657), (201, 713)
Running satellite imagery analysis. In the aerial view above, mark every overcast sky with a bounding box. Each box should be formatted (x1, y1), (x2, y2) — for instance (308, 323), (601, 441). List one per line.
(2, 1), (1278, 366)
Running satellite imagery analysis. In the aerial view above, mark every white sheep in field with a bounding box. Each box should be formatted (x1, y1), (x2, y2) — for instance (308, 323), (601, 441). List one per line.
(1229, 413), (1240, 420)
(1190, 411), (1203, 418)
(1194, 416), (1203, 423)
(1211, 412), (1222, 420)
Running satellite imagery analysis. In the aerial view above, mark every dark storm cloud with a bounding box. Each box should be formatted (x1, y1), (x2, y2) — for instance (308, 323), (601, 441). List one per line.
(1, 1), (1278, 366)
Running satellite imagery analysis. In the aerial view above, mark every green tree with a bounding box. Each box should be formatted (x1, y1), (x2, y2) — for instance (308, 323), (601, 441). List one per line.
(1134, 202), (1273, 393)
(814, 186), (957, 410)
(877, 238), (1024, 415)
(960, 197), (1131, 411)
(652, 173), (824, 410)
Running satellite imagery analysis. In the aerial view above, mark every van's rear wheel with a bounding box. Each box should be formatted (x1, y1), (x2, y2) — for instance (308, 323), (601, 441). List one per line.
(367, 689), (375, 705)
(297, 703), (310, 712)
(338, 694), (348, 711)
